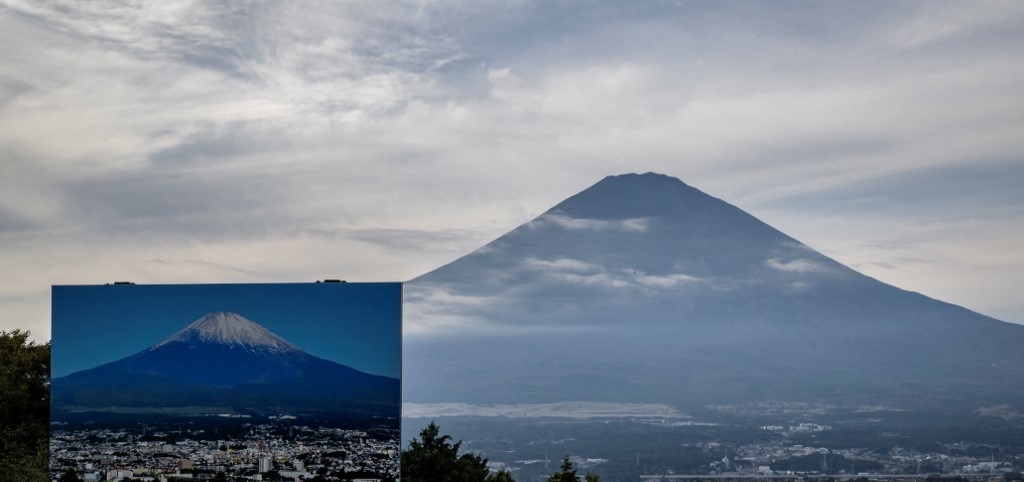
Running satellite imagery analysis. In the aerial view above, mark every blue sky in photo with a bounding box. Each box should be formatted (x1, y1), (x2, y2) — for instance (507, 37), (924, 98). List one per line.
(51, 282), (401, 379)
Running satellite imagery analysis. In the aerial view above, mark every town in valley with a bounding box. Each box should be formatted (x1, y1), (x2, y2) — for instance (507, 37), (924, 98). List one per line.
(50, 416), (399, 482)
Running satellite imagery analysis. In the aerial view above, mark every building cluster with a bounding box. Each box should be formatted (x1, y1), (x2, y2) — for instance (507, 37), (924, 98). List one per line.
(50, 423), (399, 481)
(721, 443), (1020, 477)
(482, 428), (1023, 480)
(758, 423), (832, 434)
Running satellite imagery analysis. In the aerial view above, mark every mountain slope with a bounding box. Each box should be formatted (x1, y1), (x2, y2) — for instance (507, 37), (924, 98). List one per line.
(403, 172), (1024, 414)
(52, 312), (399, 417)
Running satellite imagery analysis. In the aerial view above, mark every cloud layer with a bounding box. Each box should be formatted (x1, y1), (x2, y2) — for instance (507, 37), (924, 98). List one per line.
(2, 1), (1023, 339)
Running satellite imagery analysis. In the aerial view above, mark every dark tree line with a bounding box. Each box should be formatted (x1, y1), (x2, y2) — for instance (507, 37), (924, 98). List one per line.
(401, 421), (511, 482)
(0, 330), (50, 482)
(402, 422), (600, 482)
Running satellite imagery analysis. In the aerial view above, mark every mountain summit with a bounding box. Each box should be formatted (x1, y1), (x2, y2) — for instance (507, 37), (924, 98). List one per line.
(404, 172), (1024, 416)
(548, 172), (773, 223)
(150, 311), (300, 353)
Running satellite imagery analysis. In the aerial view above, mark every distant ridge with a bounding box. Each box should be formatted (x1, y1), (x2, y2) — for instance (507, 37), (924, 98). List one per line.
(404, 172), (1024, 417)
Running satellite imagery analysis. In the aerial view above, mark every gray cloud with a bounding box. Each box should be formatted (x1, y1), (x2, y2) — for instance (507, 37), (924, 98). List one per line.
(764, 258), (832, 274)
(532, 214), (650, 233)
(2, 0), (1023, 339)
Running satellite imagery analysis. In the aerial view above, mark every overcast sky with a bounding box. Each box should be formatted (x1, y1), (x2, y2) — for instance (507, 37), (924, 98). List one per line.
(2, 1), (1023, 342)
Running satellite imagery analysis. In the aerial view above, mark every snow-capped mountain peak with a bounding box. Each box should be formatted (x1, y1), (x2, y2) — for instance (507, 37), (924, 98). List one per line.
(149, 311), (300, 353)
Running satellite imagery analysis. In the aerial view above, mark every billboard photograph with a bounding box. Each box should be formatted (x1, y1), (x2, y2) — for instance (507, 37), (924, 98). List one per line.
(51, 282), (401, 481)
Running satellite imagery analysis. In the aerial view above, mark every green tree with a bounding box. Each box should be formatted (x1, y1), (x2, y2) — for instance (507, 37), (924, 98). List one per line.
(546, 456), (600, 482)
(547, 456), (578, 482)
(0, 330), (50, 482)
(401, 422), (514, 482)
(490, 469), (516, 482)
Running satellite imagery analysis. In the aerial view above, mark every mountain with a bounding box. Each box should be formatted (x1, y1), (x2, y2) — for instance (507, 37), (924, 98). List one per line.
(403, 172), (1024, 417)
(151, 311), (300, 354)
(52, 311), (399, 418)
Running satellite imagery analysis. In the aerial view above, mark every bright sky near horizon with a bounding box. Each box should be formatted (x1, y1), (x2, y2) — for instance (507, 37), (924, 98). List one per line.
(2, 1), (1023, 342)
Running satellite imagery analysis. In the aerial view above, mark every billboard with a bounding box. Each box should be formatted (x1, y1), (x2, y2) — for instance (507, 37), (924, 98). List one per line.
(51, 282), (401, 481)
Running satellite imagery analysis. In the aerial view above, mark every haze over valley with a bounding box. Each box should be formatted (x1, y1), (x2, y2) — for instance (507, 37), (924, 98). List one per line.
(402, 173), (1024, 480)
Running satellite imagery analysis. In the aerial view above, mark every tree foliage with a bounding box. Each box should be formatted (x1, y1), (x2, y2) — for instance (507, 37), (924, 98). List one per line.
(547, 455), (600, 482)
(489, 469), (516, 482)
(0, 330), (50, 482)
(547, 456), (578, 482)
(402, 422), (515, 482)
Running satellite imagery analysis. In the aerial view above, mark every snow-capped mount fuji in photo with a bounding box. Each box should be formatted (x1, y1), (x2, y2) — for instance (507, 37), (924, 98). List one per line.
(404, 172), (1024, 418)
(52, 311), (399, 418)
(150, 311), (301, 353)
